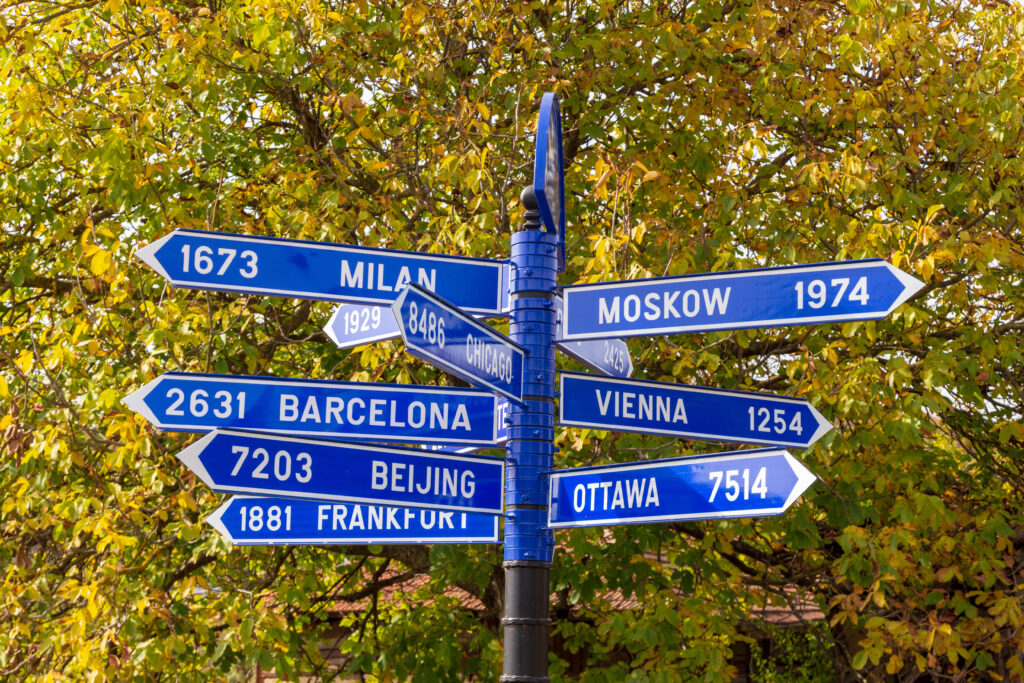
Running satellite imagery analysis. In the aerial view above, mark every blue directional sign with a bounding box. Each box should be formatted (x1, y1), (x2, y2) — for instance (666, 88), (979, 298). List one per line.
(554, 296), (632, 378)
(548, 448), (816, 528)
(136, 229), (507, 314)
(560, 259), (924, 341)
(324, 303), (402, 349)
(534, 92), (565, 270)
(208, 496), (499, 545)
(123, 372), (501, 445)
(178, 429), (505, 514)
(394, 284), (525, 403)
(559, 373), (831, 449)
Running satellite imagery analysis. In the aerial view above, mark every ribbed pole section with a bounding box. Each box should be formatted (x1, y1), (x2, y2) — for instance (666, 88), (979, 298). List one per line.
(502, 187), (557, 682)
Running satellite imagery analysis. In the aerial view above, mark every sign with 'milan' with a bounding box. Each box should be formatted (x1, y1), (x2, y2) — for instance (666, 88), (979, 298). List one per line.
(137, 229), (507, 314)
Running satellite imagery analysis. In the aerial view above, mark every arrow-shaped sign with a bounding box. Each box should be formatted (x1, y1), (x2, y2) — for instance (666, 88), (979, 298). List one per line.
(324, 303), (402, 349)
(554, 296), (632, 378)
(136, 229), (507, 314)
(123, 372), (502, 445)
(560, 259), (924, 341)
(207, 496), (500, 545)
(548, 448), (816, 528)
(558, 373), (831, 449)
(394, 284), (525, 403)
(179, 429), (505, 514)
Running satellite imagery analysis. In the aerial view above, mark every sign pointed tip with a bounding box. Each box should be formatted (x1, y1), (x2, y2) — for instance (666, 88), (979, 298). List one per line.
(176, 432), (217, 487)
(806, 403), (834, 447)
(205, 498), (234, 543)
(783, 453), (817, 511)
(122, 381), (158, 424)
(323, 306), (342, 346)
(134, 233), (172, 279)
(887, 262), (926, 310)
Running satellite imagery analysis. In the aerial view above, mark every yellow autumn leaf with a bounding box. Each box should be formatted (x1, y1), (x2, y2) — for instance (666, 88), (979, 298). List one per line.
(90, 249), (112, 275)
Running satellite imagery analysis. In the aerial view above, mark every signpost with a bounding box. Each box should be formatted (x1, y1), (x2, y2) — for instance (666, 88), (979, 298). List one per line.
(560, 259), (924, 341)
(177, 429), (505, 514)
(136, 229), (507, 314)
(122, 94), (924, 683)
(208, 496), (499, 545)
(558, 372), (831, 449)
(123, 372), (502, 445)
(394, 284), (525, 403)
(548, 448), (815, 529)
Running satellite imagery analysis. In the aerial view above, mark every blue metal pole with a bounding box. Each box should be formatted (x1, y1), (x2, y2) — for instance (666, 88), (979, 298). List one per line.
(502, 187), (557, 682)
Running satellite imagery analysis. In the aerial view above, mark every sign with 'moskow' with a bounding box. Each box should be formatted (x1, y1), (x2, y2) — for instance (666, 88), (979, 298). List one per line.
(560, 259), (924, 341)
(136, 229), (506, 314)
(123, 372), (501, 445)
(208, 496), (499, 545)
(558, 373), (831, 449)
(394, 284), (525, 403)
(179, 429), (504, 514)
(548, 448), (816, 528)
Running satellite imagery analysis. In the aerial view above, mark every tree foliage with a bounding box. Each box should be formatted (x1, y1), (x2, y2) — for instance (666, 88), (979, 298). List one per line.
(2, 0), (1023, 680)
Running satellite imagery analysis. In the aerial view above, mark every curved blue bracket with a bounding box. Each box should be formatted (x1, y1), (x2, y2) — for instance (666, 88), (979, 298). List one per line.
(533, 93), (566, 272)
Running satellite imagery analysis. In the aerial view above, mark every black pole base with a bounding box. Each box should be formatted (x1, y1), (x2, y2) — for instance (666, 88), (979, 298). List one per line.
(501, 563), (551, 682)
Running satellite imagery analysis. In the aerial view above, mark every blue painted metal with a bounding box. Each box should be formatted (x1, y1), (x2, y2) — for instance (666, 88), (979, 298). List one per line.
(533, 93), (565, 271)
(394, 284), (525, 403)
(558, 372), (832, 449)
(560, 259), (925, 341)
(208, 496), (499, 545)
(135, 229), (506, 314)
(505, 228), (558, 563)
(178, 429), (504, 514)
(122, 372), (501, 445)
(548, 448), (817, 528)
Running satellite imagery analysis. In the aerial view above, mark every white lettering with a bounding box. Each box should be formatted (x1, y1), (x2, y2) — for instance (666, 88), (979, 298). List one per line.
(460, 470), (475, 499)
(347, 397), (365, 425)
(596, 390), (612, 415)
(683, 290), (700, 317)
(623, 295), (641, 322)
(300, 396), (321, 423)
(598, 296), (620, 325)
(280, 394), (299, 421)
(703, 287), (731, 315)
(340, 261), (364, 289)
(371, 461), (388, 490)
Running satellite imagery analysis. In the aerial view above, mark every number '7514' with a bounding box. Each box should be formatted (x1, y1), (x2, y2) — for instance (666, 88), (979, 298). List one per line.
(708, 467), (767, 503)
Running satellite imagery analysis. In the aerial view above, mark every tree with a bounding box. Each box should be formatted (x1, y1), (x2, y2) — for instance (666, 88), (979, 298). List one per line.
(2, 0), (1023, 680)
